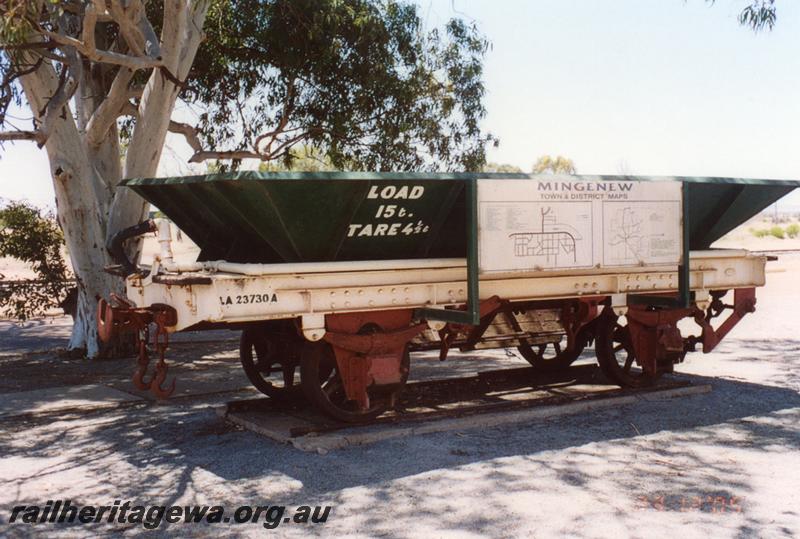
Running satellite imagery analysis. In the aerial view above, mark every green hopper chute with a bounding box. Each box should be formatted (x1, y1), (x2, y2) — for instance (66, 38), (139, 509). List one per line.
(122, 172), (800, 264)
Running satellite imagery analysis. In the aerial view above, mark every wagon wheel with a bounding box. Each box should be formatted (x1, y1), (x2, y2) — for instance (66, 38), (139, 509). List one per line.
(239, 326), (301, 399)
(300, 339), (410, 423)
(594, 313), (658, 388)
(518, 337), (583, 371)
(517, 323), (593, 371)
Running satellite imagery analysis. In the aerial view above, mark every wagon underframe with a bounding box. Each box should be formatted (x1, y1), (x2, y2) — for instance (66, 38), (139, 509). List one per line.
(99, 247), (764, 421)
(132, 249), (762, 331)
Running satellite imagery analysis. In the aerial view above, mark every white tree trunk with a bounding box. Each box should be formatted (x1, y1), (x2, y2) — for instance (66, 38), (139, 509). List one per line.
(19, 59), (120, 358)
(16, 0), (210, 358)
(108, 0), (209, 249)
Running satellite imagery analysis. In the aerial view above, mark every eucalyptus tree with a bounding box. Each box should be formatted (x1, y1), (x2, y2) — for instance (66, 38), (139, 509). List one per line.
(732, 0), (776, 31)
(0, 0), (494, 357)
(532, 155), (576, 175)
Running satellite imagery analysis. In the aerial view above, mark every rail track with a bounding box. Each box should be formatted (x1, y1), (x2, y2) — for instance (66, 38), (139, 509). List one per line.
(221, 363), (700, 440)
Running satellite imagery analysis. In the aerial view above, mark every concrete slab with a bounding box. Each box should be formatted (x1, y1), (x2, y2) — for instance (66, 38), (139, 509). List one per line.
(0, 384), (144, 419)
(219, 365), (713, 452)
(224, 385), (712, 452)
(637, 384), (713, 401)
(293, 395), (643, 452)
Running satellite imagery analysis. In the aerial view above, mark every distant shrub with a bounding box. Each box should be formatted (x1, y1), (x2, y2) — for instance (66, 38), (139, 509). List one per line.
(769, 226), (785, 239)
(786, 223), (800, 239)
(751, 228), (769, 238)
(0, 201), (73, 320)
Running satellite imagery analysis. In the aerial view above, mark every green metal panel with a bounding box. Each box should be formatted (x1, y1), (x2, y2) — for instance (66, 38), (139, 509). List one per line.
(685, 182), (797, 249)
(124, 172), (800, 263)
(416, 178), (480, 325)
(129, 175), (465, 262)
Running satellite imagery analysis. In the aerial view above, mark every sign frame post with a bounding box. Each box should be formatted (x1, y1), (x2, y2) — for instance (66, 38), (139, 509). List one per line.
(415, 178), (481, 325)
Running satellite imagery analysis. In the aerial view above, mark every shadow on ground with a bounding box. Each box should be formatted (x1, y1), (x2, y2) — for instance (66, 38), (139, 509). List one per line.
(1, 338), (798, 537)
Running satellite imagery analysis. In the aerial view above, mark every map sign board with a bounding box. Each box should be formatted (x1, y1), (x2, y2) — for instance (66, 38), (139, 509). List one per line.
(477, 178), (683, 273)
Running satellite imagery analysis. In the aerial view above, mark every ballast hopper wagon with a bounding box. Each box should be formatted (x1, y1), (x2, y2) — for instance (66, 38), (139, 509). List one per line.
(97, 173), (799, 422)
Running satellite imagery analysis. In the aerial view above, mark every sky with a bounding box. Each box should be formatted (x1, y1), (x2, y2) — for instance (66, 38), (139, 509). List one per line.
(1, 0), (799, 208)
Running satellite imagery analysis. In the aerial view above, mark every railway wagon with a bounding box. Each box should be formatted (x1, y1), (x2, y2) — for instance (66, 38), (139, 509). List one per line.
(97, 172), (799, 422)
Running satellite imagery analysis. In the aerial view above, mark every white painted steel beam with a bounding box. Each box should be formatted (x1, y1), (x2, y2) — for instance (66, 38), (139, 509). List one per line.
(126, 250), (767, 333)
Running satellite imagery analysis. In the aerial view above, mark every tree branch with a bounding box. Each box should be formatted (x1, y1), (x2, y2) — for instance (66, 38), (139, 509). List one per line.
(38, 60), (79, 148)
(121, 0), (209, 182)
(132, 1), (162, 60)
(263, 130), (313, 161)
(126, 84), (145, 100)
(162, 118), (266, 163)
(35, 49), (69, 63)
(188, 149), (267, 163)
(0, 56), (44, 111)
(61, 0), (113, 22)
(167, 119), (314, 164)
(254, 78), (296, 155)
(0, 41), (60, 52)
(82, 1), (98, 54)
(85, 67), (135, 147)
(167, 119), (203, 154)
(43, 30), (162, 71)
(108, 0), (162, 61)
(0, 130), (45, 143)
(165, 120), (261, 163)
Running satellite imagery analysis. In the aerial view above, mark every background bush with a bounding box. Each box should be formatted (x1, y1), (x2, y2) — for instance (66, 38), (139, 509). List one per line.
(769, 225), (785, 239)
(0, 201), (73, 320)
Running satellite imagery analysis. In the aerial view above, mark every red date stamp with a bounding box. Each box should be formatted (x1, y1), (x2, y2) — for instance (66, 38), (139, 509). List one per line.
(635, 494), (744, 513)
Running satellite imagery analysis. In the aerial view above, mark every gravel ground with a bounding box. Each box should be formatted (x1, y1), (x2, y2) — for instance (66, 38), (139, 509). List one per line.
(0, 255), (798, 538)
